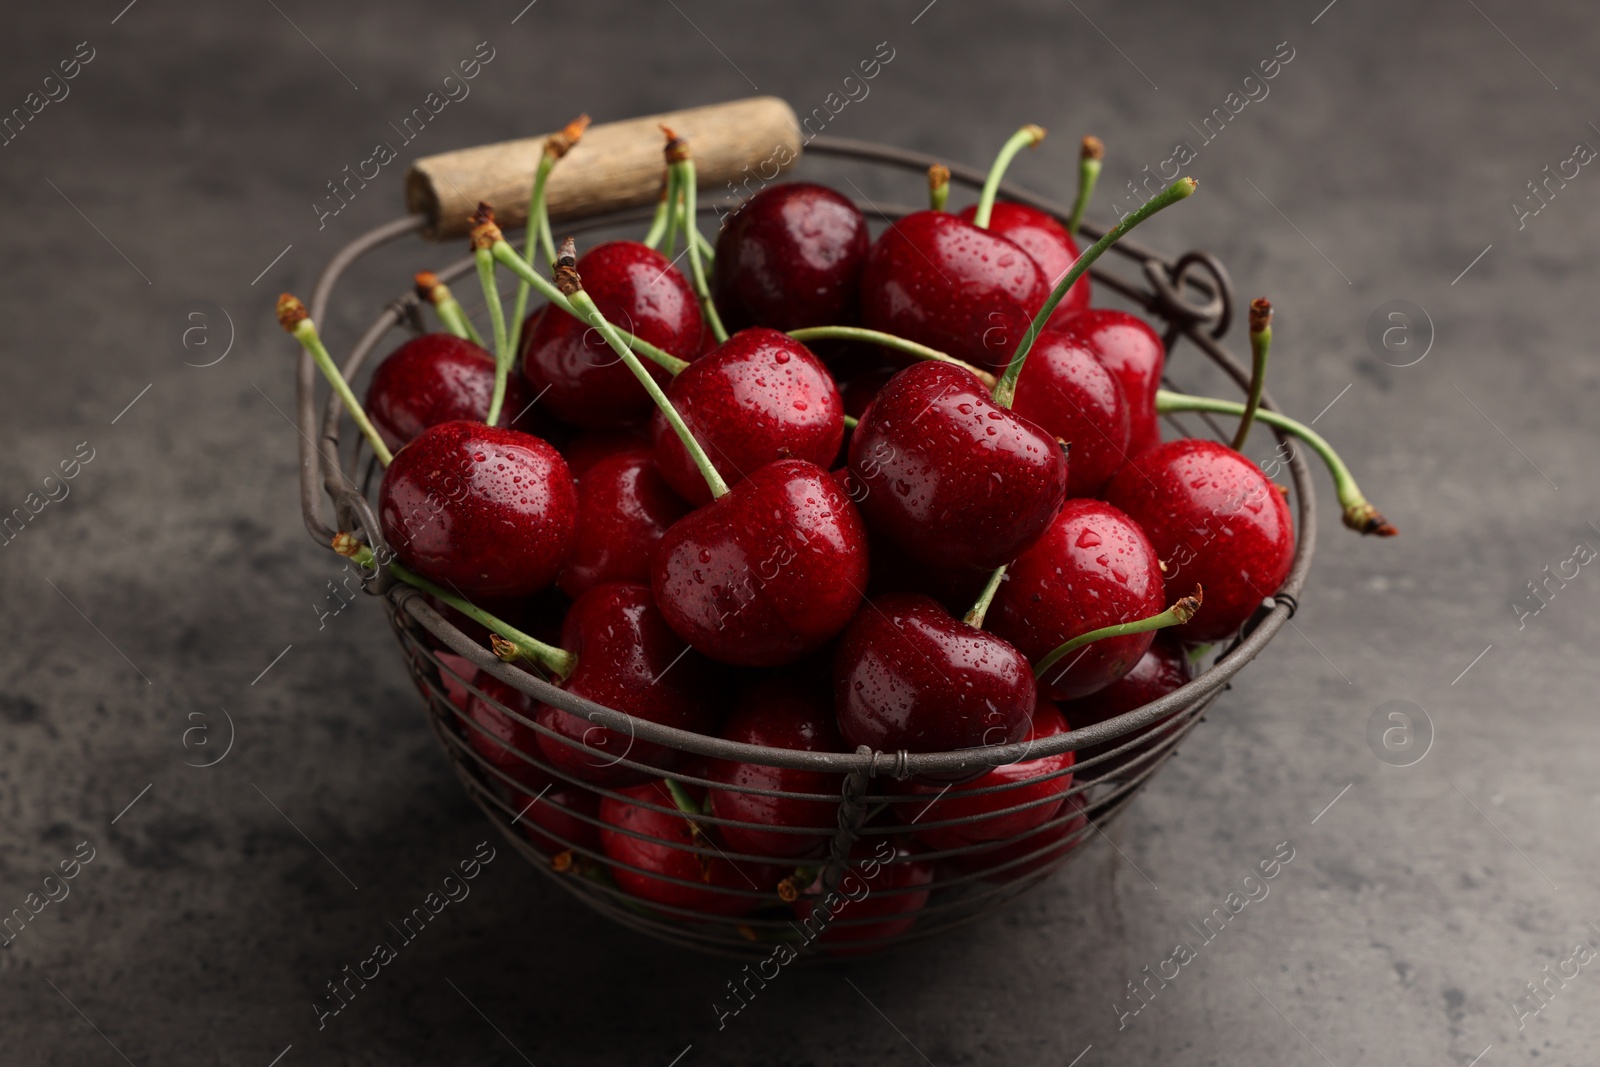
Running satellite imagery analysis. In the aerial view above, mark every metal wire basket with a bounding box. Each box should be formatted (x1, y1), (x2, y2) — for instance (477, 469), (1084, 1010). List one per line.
(296, 132), (1315, 959)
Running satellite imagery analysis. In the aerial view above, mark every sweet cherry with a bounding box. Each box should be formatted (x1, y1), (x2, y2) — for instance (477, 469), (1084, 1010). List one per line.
(1010, 329), (1131, 497)
(1061, 309), (1166, 457)
(791, 840), (934, 952)
(713, 182), (870, 331)
(463, 670), (552, 791)
(366, 333), (539, 451)
(558, 450), (689, 598)
(957, 201), (1091, 324)
(1066, 635), (1191, 775)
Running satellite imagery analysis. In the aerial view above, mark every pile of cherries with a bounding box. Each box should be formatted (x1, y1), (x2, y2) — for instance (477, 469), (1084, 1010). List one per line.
(282, 121), (1393, 950)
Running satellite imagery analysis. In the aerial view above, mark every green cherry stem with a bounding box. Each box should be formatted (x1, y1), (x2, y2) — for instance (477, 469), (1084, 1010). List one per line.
(1229, 298), (1273, 450)
(928, 163), (951, 212)
(1067, 135), (1104, 235)
(842, 414), (858, 430)
(642, 169), (673, 250)
(963, 566), (1007, 629)
(489, 239), (690, 375)
(787, 326), (997, 389)
(332, 534), (576, 682)
(1033, 586), (1203, 680)
(1154, 389), (1397, 536)
(972, 124), (1045, 229)
(993, 176), (1197, 410)
(556, 237), (730, 499)
(511, 115), (591, 358)
(471, 207), (513, 427)
(277, 294), (394, 467)
(414, 272), (483, 345)
(666, 134), (728, 344)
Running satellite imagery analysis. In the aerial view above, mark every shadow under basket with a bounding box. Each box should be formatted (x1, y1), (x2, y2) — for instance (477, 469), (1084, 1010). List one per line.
(296, 135), (1315, 959)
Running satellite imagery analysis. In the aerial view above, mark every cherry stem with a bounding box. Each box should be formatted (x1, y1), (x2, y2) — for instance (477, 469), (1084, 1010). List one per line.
(786, 326), (997, 389)
(489, 239), (691, 375)
(1230, 298), (1273, 450)
(963, 566), (1006, 629)
(1067, 135), (1104, 235)
(842, 413), (858, 430)
(972, 124), (1046, 229)
(928, 164), (951, 212)
(643, 169), (673, 250)
(556, 237), (731, 499)
(474, 248), (513, 426)
(672, 155), (729, 344)
(993, 176), (1197, 410)
(665, 777), (712, 819)
(332, 534), (576, 682)
(1154, 389), (1397, 536)
(414, 272), (483, 345)
(1033, 586), (1203, 679)
(277, 294), (394, 467)
(511, 116), (590, 358)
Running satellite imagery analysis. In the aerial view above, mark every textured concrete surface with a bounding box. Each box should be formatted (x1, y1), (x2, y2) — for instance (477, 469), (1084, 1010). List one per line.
(2, 1), (1598, 1064)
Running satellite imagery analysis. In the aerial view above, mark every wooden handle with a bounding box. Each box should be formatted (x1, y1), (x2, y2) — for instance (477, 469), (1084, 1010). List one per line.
(405, 96), (803, 241)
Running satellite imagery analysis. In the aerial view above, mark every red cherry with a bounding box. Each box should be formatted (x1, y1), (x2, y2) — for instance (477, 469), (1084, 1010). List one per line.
(791, 840), (933, 952)
(1066, 635), (1191, 774)
(1061, 309), (1166, 457)
(520, 241), (707, 427)
(378, 421), (576, 599)
(706, 678), (845, 860)
(1103, 439), (1294, 642)
(561, 428), (650, 480)
(904, 702), (1075, 851)
(952, 791), (1090, 882)
(463, 671), (553, 791)
(534, 582), (718, 786)
(509, 782), (601, 858)
(989, 499), (1165, 700)
(847, 362), (1067, 570)
(860, 210), (1049, 372)
(712, 182), (870, 331)
(1010, 329), (1132, 498)
(833, 593), (1035, 771)
(366, 333), (540, 451)
(651, 328), (844, 506)
(956, 201), (1091, 325)
(651, 459), (869, 667)
(558, 451), (689, 598)
(599, 781), (780, 917)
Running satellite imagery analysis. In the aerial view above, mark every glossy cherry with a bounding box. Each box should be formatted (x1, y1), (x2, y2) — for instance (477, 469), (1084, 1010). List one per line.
(706, 678), (845, 860)
(847, 361), (1067, 571)
(1066, 635), (1191, 775)
(463, 671), (553, 791)
(713, 182), (870, 331)
(558, 451), (689, 598)
(534, 582), (719, 786)
(904, 701), (1075, 852)
(1103, 438), (1293, 642)
(791, 839), (934, 952)
(520, 240), (708, 427)
(989, 498), (1166, 700)
(378, 420), (576, 599)
(651, 458), (868, 667)
(600, 780), (780, 917)
(859, 209), (1049, 372)
(366, 333), (540, 451)
(833, 593), (1034, 774)
(510, 781), (601, 858)
(561, 428), (651, 480)
(957, 201), (1091, 325)
(1010, 329), (1131, 498)
(953, 791), (1090, 882)
(1061, 309), (1166, 458)
(651, 328), (844, 506)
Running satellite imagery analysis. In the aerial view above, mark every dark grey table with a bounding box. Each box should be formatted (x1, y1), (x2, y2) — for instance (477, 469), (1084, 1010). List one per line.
(3, 1), (1596, 1063)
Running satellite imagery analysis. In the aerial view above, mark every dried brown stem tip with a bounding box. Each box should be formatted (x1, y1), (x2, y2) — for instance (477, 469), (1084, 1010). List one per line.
(1171, 584), (1204, 624)
(928, 163), (951, 194)
(1344, 503), (1398, 538)
(413, 271), (441, 302)
(552, 236), (581, 295)
(276, 293), (309, 332)
(551, 850), (575, 873)
(330, 531), (362, 558)
(1022, 123), (1047, 146)
(1081, 135), (1105, 161)
(544, 113), (591, 159)
(1249, 297), (1273, 334)
(490, 634), (519, 662)
(660, 124), (691, 163)
(469, 202), (504, 250)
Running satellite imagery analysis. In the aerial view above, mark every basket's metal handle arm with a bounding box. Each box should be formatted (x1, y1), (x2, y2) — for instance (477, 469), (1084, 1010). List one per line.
(406, 96), (803, 241)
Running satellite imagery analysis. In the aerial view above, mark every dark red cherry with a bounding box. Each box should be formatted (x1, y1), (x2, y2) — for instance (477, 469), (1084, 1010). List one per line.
(989, 498), (1165, 700)
(651, 328), (844, 506)
(956, 201), (1091, 325)
(510, 782), (601, 858)
(833, 593), (1034, 774)
(561, 428), (650, 480)
(860, 210), (1049, 372)
(1067, 635), (1191, 775)
(706, 677), (845, 860)
(904, 701), (1074, 851)
(953, 791), (1090, 882)
(651, 459), (868, 667)
(378, 420), (576, 599)
(520, 240), (707, 427)
(1062, 309), (1166, 457)
(713, 182), (869, 331)
(366, 333), (540, 451)
(791, 839), (933, 953)
(463, 671), (553, 792)
(1011, 329), (1131, 498)
(558, 451), (689, 598)
(534, 582), (718, 786)
(599, 780), (781, 917)
(847, 362), (1067, 570)
(1103, 439), (1294, 642)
